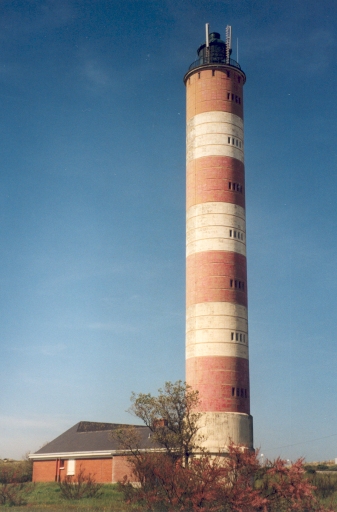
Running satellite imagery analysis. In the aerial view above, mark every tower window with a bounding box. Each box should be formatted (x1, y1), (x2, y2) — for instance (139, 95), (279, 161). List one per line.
(229, 229), (232, 237)
(227, 92), (230, 99)
(212, 69), (215, 76)
(237, 388), (240, 397)
(236, 333), (238, 341)
(228, 137), (231, 144)
(230, 279), (233, 287)
(232, 138), (234, 144)
(232, 94), (234, 100)
(231, 332), (234, 340)
(232, 387), (235, 396)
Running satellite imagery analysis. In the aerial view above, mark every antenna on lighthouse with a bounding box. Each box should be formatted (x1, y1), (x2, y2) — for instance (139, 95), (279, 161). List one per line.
(205, 23), (210, 48)
(226, 25), (232, 63)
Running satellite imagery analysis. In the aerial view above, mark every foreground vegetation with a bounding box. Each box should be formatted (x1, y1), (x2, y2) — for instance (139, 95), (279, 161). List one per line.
(2, 482), (127, 511)
(2, 382), (337, 510)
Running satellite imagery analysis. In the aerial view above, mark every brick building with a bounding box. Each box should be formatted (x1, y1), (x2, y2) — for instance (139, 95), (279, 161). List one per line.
(29, 421), (154, 483)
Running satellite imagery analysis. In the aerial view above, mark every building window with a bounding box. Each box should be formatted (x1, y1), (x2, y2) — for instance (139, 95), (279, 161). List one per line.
(230, 279), (233, 287)
(59, 459), (65, 469)
(232, 387), (235, 396)
(227, 92), (230, 99)
(231, 332), (234, 340)
(67, 459), (75, 476)
(228, 137), (231, 144)
(212, 69), (215, 76)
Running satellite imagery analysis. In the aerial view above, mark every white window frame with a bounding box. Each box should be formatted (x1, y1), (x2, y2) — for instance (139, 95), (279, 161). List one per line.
(67, 459), (75, 476)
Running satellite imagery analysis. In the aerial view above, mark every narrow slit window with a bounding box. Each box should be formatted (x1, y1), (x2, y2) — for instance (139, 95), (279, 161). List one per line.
(236, 140), (238, 146)
(232, 94), (234, 100)
(212, 69), (215, 76)
(232, 138), (235, 144)
(237, 388), (240, 397)
(230, 279), (233, 287)
(232, 387), (235, 396)
(240, 334), (242, 341)
(227, 92), (230, 99)
(236, 333), (239, 341)
(228, 137), (231, 144)
(231, 332), (234, 340)
(234, 231), (236, 237)
(235, 280), (238, 288)
(228, 181), (232, 189)
(229, 229), (232, 237)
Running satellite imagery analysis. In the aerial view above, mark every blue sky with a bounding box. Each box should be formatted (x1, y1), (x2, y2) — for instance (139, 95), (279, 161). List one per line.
(0, 0), (336, 463)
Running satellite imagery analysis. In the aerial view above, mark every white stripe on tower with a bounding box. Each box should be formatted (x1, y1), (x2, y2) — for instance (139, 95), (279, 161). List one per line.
(184, 29), (253, 453)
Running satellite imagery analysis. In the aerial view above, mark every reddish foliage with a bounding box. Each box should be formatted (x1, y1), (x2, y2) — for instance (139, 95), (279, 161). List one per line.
(118, 445), (333, 512)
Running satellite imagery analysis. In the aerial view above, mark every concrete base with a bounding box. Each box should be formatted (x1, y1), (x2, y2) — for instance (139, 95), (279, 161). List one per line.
(197, 412), (254, 454)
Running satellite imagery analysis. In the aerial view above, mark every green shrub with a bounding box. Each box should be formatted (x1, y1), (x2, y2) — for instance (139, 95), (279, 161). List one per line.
(58, 465), (102, 500)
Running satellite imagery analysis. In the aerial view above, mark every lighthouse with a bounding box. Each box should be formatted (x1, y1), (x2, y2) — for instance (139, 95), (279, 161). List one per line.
(184, 26), (253, 453)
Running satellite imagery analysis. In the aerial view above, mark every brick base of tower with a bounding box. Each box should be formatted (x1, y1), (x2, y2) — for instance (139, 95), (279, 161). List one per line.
(197, 412), (253, 454)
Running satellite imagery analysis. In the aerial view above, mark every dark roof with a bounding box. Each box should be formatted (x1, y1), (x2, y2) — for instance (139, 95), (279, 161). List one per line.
(32, 421), (155, 456)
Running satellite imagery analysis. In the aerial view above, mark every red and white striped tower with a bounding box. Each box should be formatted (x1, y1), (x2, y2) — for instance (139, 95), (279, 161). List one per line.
(184, 27), (253, 453)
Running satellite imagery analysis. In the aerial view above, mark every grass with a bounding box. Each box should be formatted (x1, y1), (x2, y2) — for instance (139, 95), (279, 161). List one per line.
(2, 482), (131, 511)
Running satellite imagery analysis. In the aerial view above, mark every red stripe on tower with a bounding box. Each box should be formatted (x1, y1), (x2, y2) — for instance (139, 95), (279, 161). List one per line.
(184, 26), (253, 453)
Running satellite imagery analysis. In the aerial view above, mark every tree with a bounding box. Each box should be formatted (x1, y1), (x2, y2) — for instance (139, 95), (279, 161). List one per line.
(129, 380), (202, 465)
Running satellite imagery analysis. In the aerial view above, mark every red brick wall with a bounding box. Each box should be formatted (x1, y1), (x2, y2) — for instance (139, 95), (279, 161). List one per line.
(187, 156), (245, 210)
(112, 456), (134, 483)
(186, 251), (248, 308)
(33, 456), (136, 483)
(186, 356), (250, 414)
(33, 460), (57, 482)
(186, 68), (244, 120)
